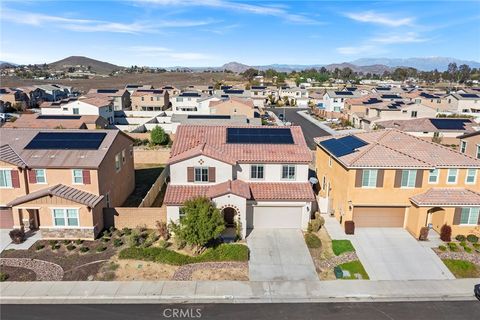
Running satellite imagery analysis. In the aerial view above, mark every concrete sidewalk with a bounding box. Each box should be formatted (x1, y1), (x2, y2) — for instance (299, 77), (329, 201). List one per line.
(1, 279), (478, 304)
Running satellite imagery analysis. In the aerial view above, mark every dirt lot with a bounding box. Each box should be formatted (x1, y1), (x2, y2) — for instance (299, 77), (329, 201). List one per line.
(1, 72), (245, 93)
(190, 267), (248, 281)
(0, 265), (36, 281)
(106, 259), (178, 281)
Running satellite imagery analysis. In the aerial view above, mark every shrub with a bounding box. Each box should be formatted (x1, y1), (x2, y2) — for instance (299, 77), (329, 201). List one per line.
(63, 240), (71, 245)
(440, 224), (452, 242)
(466, 234), (478, 243)
(51, 243), (60, 250)
(49, 240), (58, 246)
(142, 232), (159, 248)
(455, 234), (466, 242)
(113, 238), (123, 247)
(9, 229), (25, 244)
(464, 246), (473, 253)
(173, 237), (186, 250)
(309, 213), (325, 233)
(150, 126), (169, 145)
(419, 227), (429, 241)
(156, 221), (170, 240)
(127, 233), (141, 247)
(460, 241), (467, 248)
(305, 233), (322, 248)
(0, 272), (8, 282)
(448, 242), (458, 251)
(35, 244), (45, 251)
(101, 237), (110, 243)
(96, 245), (107, 252)
(66, 244), (76, 251)
(158, 239), (169, 249)
(438, 245), (447, 251)
(79, 246), (89, 253)
(474, 243), (480, 249)
(122, 228), (132, 236)
(75, 239), (83, 245)
(170, 197), (225, 247)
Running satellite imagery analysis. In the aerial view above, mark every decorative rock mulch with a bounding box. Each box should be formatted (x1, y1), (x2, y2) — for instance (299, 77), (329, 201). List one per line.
(435, 250), (480, 265)
(172, 262), (248, 281)
(0, 258), (64, 281)
(315, 252), (359, 271)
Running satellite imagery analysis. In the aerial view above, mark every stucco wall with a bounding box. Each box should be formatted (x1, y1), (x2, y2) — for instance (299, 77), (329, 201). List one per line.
(236, 163), (309, 182)
(134, 147), (171, 165)
(104, 207), (166, 230)
(170, 155), (232, 185)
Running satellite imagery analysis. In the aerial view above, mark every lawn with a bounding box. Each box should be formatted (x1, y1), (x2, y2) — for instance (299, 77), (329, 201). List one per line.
(119, 243), (249, 266)
(332, 240), (355, 256)
(337, 260), (369, 280)
(442, 259), (480, 278)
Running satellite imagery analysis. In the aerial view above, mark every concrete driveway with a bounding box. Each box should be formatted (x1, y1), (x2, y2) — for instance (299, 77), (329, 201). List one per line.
(247, 229), (318, 281)
(352, 228), (454, 280)
(0, 229), (12, 252)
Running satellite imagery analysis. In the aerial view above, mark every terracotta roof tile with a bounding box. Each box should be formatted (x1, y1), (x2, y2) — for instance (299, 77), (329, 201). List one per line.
(206, 180), (251, 199)
(0, 144), (27, 168)
(164, 185), (209, 205)
(410, 188), (480, 206)
(249, 182), (315, 201)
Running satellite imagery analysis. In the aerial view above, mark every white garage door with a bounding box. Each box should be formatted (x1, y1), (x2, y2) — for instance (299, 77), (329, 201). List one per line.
(253, 206), (303, 228)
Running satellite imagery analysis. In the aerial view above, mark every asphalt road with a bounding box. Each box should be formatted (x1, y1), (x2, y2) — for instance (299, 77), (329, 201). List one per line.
(268, 107), (331, 149)
(2, 301), (479, 320)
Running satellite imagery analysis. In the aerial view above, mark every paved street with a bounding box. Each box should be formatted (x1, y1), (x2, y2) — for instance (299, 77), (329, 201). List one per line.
(268, 108), (331, 149)
(352, 228), (454, 280)
(2, 301), (479, 320)
(247, 229), (318, 281)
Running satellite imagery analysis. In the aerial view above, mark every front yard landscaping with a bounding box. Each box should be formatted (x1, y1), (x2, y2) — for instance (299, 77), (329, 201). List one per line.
(336, 261), (369, 280)
(332, 240), (355, 256)
(442, 259), (480, 278)
(434, 234), (480, 278)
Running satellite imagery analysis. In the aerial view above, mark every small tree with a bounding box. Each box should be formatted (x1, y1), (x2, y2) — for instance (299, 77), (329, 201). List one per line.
(170, 197), (225, 248)
(150, 126), (168, 145)
(440, 224), (452, 242)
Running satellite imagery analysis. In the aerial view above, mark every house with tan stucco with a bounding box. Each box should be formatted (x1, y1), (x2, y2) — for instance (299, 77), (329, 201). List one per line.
(315, 129), (480, 239)
(208, 97), (256, 118)
(0, 128), (135, 240)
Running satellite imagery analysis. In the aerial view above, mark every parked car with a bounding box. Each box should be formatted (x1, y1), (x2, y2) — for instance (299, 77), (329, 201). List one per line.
(475, 284), (480, 300)
(0, 113), (13, 122)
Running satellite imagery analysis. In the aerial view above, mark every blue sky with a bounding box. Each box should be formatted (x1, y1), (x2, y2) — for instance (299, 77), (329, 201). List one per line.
(1, 0), (479, 66)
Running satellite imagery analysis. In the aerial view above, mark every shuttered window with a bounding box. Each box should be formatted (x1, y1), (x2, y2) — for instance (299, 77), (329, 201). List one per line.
(194, 167), (209, 182)
(361, 169), (377, 187)
(401, 170), (417, 188)
(72, 169), (83, 184)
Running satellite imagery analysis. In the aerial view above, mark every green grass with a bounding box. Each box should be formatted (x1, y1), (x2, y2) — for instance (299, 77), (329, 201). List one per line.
(332, 240), (355, 256)
(119, 244), (249, 266)
(336, 260), (369, 280)
(442, 259), (480, 278)
(305, 233), (322, 248)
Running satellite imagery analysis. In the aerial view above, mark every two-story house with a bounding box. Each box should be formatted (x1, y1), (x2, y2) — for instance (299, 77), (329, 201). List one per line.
(279, 86), (309, 107)
(209, 97), (256, 118)
(0, 128), (135, 239)
(171, 92), (209, 113)
(87, 89), (131, 111)
(315, 129), (480, 239)
(459, 131), (480, 159)
(446, 93), (480, 117)
(164, 125), (315, 238)
(323, 90), (361, 112)
(130, 89), (170, 111)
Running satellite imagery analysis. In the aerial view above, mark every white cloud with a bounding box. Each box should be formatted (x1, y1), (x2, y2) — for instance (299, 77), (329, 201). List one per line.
(1, 9), (214, 34)
(135, 0), (319, 24)
(344, 11), (413, 27)
(371, 32), (428, 44)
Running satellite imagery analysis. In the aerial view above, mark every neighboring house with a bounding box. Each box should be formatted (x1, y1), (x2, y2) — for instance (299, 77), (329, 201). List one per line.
(16, 86), (45, 108)
(40, 95), (115, 125)
(458, 131), (480, 159)
(130, 89), (170, 111)
(315, 129), (480, 239)
(168, 114), (261, 133)
(0, 128), (135, 238)
(164, 125), (315, 238)
(446, 93), (480, 116)
(186, 85), (214, 95)
(209, 97), (256, 118)
(2, 114), (108, 130)
(323, 90), (361, 112)
(162, 85), (180, 97)
(279, 86), (309, 107)
(124, 84), (154, 95)
(88, 89), (131, 111)
(34, 84), (72, 102)
(405, 91), (454, 113)
(375, 118), (476, 145)
(171, 92), (208, 113)
(249, 86), (278, 108)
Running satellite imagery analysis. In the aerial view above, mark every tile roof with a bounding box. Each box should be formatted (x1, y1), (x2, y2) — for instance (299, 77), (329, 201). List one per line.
(0, 144), (27, 168)
(315, 129), (480, 168)
(169, 125), (312, 165)
(209, 97), (254, 109)
(2, 114), (107, 129)
(376, 118), (475, 133)
(7, 184), (104, 208)
(0, 128), (123, 169)
(410, 188), (480, 206)
(164, 181), (315, 205)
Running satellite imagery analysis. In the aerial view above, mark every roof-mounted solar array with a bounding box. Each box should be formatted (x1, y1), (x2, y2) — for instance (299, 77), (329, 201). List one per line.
(179, 92), (201, 97)
(25, 132), (107, 150)
(187, 115), (231, 120)
(430, 118), (471, 130)
(320, 135), (368, 157)
(97, 89), (118, 94)
(224, 89), (244, 94)
(381, 94), (402, 99)
(334, 91), (353, 95)
(37, 115), (82, 120)
(459, 93), (480, 98)
(227, 128), (294, 144)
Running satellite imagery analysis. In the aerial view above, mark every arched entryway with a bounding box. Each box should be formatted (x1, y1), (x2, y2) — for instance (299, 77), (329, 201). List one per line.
(427, 207), (446, 232)
(222, 207), (237, 227)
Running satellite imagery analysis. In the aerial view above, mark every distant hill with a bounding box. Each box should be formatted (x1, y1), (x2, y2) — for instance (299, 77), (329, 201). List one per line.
(350, 57), (480, 71)
(0, 61), (17, 68)
(48, 56), (123, 74)
(221, 61), (252, 73)
(323, 62), (392, 74)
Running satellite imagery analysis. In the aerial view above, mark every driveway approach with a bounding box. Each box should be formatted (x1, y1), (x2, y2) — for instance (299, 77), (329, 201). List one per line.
(247, 229), (318, 281)
(352, 228), (454, 280)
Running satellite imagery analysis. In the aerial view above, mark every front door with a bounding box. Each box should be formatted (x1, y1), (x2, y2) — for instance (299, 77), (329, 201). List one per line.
(223, 207), (236, 227)
(28, 209), (40, 230)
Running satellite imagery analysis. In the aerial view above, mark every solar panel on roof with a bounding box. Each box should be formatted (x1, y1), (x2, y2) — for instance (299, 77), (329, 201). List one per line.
(37, 115), (82, 120)
(97, 89), (118, 94)
(376, 87), (390, 90)
(226, 128), (294, 144)
(459, 93), (479, 98)
(334, 91), (353, 95)
(187, 115), (231, 120)
(221, 86), (232, 90)
(224, 89), (244, 94)
(319, 135), (368, 157)
(180, 92), (201, 97)
(430, 119), (470, 130)
(25, 132), (107, 150)
(382, 94), (401, 99)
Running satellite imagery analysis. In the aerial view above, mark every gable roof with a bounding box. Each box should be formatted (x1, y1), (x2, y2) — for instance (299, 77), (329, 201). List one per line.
(2, 114), (107, 129)
(7, 184), (104, 208)
(209, 97), (254, 109)
(169, 125), (312, 165)
(376, 118), (475, 133)
(410, 188), (480, 206)
(0, 144), (27, 168)
(315, 129), (480, 168)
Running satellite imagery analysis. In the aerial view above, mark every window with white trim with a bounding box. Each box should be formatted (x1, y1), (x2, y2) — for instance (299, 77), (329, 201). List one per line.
(401, 169), (417, 188)
(361, 169), (378, 188)
(122, 149), (126, 164)
(34, 169), (46, 184)
(460, 207), (479, 225)
(428, 169), (439, 184)
(0, 169), (12, 188)
(194, 167), (209, 182)
(460, 141), (467, 153)
(250, 165), (264, 180)
(466, 169), (477, 184)
(281, 165), (296, 180)
(53, 209), (79, 227)
(115, 153), (121, 172)
(72, 169), (83, 184)
(447, 168), (458, 184)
